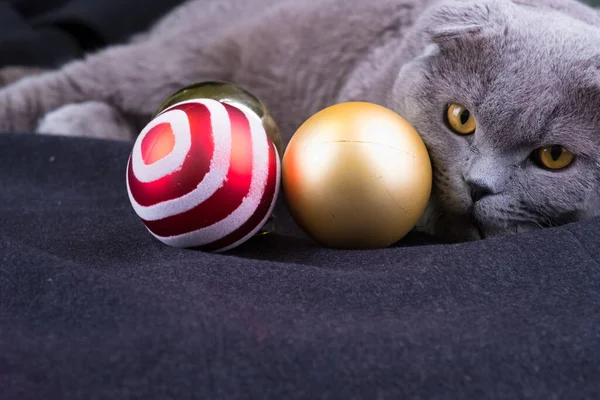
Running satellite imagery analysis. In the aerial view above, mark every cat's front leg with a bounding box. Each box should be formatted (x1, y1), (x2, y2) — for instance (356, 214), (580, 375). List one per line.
(0, 65), (103, 132)
(37, 101), (138, 141)
(0, 66), (48, 87)
(0, 36), (235, 134)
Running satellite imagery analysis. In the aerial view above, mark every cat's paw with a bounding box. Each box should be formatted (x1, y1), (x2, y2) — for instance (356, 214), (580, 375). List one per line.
(36, 101), (137, 141)
(0, 66), (48, 87)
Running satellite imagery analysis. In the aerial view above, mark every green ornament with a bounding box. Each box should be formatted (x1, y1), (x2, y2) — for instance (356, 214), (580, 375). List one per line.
(154, 81), (282, 155)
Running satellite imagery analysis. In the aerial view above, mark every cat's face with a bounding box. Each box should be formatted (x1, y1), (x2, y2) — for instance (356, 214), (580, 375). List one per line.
(391, 0), (600, 242)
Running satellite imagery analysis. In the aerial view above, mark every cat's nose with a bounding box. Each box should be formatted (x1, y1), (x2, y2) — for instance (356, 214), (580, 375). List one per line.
(467, 180), (494, 203)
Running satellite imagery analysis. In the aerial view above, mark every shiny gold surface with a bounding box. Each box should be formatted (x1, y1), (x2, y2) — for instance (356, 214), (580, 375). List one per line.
(155, 81), (282, 154)
(282, 102), (432, 249)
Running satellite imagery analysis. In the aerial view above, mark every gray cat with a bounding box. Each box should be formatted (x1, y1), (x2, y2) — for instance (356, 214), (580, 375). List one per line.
(1, 0), (599, 242)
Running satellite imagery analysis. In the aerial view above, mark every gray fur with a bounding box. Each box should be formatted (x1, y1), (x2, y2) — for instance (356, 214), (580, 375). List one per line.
(37, 102), (137, 141)
(0, 0), (599, 242)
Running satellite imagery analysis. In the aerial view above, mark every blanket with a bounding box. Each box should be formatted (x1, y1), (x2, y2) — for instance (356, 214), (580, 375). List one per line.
(1, 133), (599, 399)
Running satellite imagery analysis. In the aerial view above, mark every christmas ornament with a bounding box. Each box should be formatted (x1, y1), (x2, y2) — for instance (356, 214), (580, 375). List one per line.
(155, 81), (282, 155)
(282, 102), (432, 249)
(127, 96), (280, 252)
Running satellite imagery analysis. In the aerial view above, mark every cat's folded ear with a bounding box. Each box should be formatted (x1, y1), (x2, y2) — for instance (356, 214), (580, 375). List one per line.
(424, 1), (504, 44)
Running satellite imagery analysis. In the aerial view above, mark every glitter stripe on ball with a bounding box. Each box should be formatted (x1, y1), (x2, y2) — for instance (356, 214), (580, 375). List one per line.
(127, 103), (215, 206)
(126, 99), (232, 221)
(142, 104), (254, 236)
(202, 142), (280, 253)
(148, 104), (272, 248)
(130, 108), (192, 183)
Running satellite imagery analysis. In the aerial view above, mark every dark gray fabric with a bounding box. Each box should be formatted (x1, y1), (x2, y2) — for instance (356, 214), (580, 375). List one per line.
(1, 133), (599, 399)
(0, 0), (183, 67)
(30, 0), (185, 47)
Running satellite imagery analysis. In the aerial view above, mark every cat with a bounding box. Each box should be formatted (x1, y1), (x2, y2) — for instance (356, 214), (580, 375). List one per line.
(1, 0), (599, 243)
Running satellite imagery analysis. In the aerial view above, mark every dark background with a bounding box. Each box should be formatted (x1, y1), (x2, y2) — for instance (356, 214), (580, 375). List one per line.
(0, 0), (185, 68)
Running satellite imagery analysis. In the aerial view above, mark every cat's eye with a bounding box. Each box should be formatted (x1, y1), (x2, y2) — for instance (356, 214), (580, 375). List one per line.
(531, 145), (575, 170)
(445, 103), (476, 135)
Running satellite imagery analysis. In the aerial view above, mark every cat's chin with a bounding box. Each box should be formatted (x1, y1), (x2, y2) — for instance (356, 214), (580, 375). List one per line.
(417, 206), (544, 243)
(442, 220), (484, 243)
(471, 210), (554, 242)
(426, 218), (539, 243)
(416, 208), (484, 243)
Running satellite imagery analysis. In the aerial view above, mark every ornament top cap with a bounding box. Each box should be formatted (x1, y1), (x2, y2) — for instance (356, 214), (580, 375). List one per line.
(154, 81), (282, 154)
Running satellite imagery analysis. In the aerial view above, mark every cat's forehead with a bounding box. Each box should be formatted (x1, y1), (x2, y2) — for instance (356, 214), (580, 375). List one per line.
(504, 11), (600, 64)
(412, 1), (600, 154)
(429, 0), (600, 65)
(428, 2), (600, 109)
(485, 9), (600, 146)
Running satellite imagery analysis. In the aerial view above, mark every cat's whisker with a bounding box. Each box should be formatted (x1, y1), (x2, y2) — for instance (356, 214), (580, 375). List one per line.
(532, 220), (545, 229)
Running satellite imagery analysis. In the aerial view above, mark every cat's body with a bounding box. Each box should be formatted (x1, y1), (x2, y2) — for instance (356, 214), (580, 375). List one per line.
(2, 0), (600, 242)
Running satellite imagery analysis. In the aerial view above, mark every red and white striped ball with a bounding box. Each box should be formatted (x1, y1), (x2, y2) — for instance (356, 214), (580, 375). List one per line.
(126, 99), (281, 252)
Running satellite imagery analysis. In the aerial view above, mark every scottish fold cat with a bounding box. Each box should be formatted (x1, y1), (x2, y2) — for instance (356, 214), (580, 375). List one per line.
(1, 0), (599, 242)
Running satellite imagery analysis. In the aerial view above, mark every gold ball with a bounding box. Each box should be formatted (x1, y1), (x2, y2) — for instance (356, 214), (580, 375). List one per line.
(154, 81), (283, 155)
(282, 102), (432, 249)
